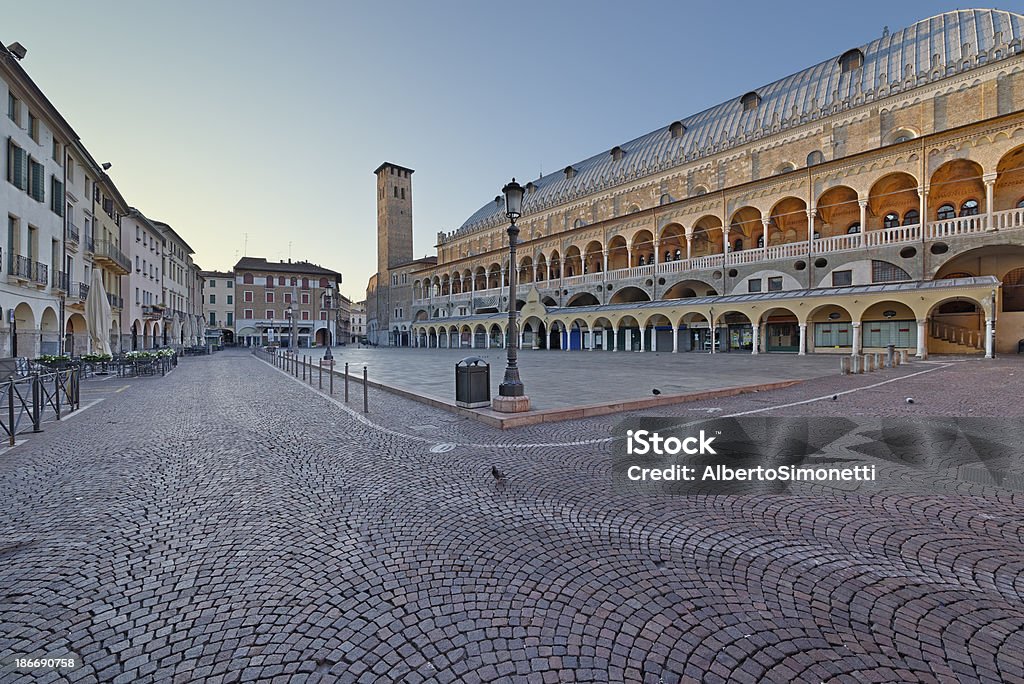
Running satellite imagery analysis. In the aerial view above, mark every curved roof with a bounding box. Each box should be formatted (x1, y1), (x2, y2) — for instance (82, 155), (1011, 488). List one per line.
(454, 9), (1024, 236)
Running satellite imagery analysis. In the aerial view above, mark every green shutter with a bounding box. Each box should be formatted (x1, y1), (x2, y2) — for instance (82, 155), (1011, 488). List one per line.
(31, 160), (44, 201)
(18, 148), (27, 190)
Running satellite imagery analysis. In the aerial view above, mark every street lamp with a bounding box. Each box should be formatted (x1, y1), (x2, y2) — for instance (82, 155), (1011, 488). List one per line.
(285, 305), (294, 350)
(322, 291), (335, 362)
(493, 178), (530, 412)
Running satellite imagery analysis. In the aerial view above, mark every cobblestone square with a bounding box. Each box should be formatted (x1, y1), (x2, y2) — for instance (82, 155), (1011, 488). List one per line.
(0, 349), (1022, 683)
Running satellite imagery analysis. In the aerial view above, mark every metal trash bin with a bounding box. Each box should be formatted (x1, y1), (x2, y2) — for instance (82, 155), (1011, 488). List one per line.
(455, 357), (490, 408)
(1018, 339), (1024, 354)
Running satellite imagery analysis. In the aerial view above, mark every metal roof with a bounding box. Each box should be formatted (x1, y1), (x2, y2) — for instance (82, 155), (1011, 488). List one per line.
(417, 276), (999, 324)
(454, 9), (1024, 236)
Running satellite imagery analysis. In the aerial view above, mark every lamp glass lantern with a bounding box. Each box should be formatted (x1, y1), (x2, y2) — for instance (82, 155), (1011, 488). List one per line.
(502, 178), (524, 221)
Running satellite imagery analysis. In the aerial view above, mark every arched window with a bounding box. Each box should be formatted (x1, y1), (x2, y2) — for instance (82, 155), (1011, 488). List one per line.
(936, 204), (956, 220)
(638, 255), (645, 266)
(890, 128), (917, 144)
(839, 48), (864, 73)
(573, 218), (585, 228)
(883, 212), (900, 229)
(669, 121), (685, 138)
(664, 251), (672, 262)
(775, 162), (795, 175)
(847, 223), (861, 234)
(693, 185), (708, 197)
(813, 231), (821, 240)
(960, 199), (980, 217)
(756, 235), (764, 248)
(278, 276), (285, 286)
(806, 151), (825, 167)
(610, 146), (625, 161)
(243, 273), (253, 284)
(1016, 198), (1024, 209)
(733, 238), (743, 252)
(290, 277), (297, 286)
(659, 193), (672, 205)
(903, 209), (920, 226)
(265, 275), (273, 287)
(740, 92), (761, 111)
(674, 248), (681, 260)
(320, 277), (329, 288)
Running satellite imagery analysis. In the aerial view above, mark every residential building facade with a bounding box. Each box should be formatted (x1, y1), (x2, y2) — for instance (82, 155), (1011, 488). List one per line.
(350, 300), (366, 343)
(393, 10), (1024, 360)
(201, 270), (235, 344)
(234, 257), (343, 348)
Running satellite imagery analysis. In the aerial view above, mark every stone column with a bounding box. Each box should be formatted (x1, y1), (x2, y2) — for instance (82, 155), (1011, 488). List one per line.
(918, 186), (927, 233)
(639, 327), (646, 352)
(685, 234), (693, 260)
(470, 329), (476, 349)
(858, 199), (868, 246)
(985, 318), (994, 358)
(916, 319), (927, 359)
(650, 326), (657, 352)
(984, 172), (997, 231)
(518, 329), (523, 350)
(585, 325), (593, 350)
(652, 240), (660, 270)
(564, 326), (570, 351)
(484, 332), (489, 349)
(751, 323), (759, 355)
(798, 323), (807, 356)
(611, 326), (618, 352)
(851, 321), (862, 355)
(722, 227), (731, 264)
(626, 247), (633, 269)
(603, 250), (609, 273)
(672, 326), (679, 353)
(760, 218), (770, 248)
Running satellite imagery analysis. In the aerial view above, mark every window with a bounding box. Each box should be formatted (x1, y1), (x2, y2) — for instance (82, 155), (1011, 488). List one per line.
(7, 92), (19, 123)
(847, 223), (860, 234)
(960, 199), (979, 217)
(226, 312), (233, 325)
(872, 260), (910, 283)
(50, 176), (63, 215)
(27, 112), (38, 142)
(302, 277), (309, 289)
(756, 235), (764, 248)
(320, 311), (328, 320)
(936, 204), (956, 220)
(1017, 198), (1024, 209)
(320, 277), (329, 288)
(839, 48), (864, 73)
(266, 309), (274, 319)
(669, 121), (685, 138)
(400, 188), (405, 200)
(806, 151), (825, 167)
(899, 209), (920, 226)
(243, 273), (254, 284)
(52, 139), (61, 163)
(733, 238), (743, 252)
(891, 129), (917, 145)
(883, 212), (900, 229)
(611, 146), (625, 161)
(747, 279), (762, 293)
(227, 280), (233, 288)
(226, 295), (232, 305)
(814, 322), (852, 348)
(243, 309), (253, 319)
(741, 92), (761, 111)
(832, 270), (853, 286)
(266, 291), (275, 303)
(208, 279), (215, 287)
(244, 290), (253, 302)
(209, 312), (216, 326)
(301, 293), (309, 304)
(301, 311), (310, 321)
(564, 165), (576, 179)
(266, 275), (274, 287)
(284, 292), (292, 304)
(862, 320), (916, 348)
(7, 140), (27, 190)
(767, 277), (783, 291)
(27, 160), (45, 201)
(394, 186), (398, 198)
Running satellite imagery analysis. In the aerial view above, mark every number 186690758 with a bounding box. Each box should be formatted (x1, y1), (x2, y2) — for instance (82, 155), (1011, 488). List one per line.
(14, 657), (78, 669)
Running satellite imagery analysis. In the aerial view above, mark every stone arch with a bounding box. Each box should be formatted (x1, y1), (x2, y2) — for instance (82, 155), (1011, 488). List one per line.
(583, 240), (603, 274)
(609, 286), (651, 304)
(522, 315), (547, 350)
(519, 255), (534, 284)
(65, 312), (88, 357)
(868, 171), (920, 228)
(564, 245), (583, 277)
(39, 307), (60, 356)
(691, 215), (723, 256)
(929, 158), (985, 221)
(994, 144), (1024, 212)
(816, 185), (860, 237)
(659, 223), (686, 262)
(13, 303), (36, 357)
(805, 303), (855, 352)
(767, 197), (808, 245)
(566, 292), (600, 307)
(534, 254), (548, 283)
(616, 314), (642, 352)
(548, 251), (561, 280)
(664, 278), (717, 299)
(759, 306), (802, 353)
(607, 235), (628, 270)
(728, 206), (762, 251)
(630, 230), (655, 267)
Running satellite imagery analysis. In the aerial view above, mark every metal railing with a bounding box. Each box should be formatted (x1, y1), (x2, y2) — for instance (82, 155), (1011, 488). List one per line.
(0, 368), (81, 446)
(70, 282), (90, 301)
(254, 347), (370, 412)
(106, 292), (123, 309)
(52, 270), (69, 291)
(93, 240), (131, 272)
(32, 261), (48, 286)
(8, 255), (32, 279)
(84, 234), (95, 253)
(66, 222), (80, 245)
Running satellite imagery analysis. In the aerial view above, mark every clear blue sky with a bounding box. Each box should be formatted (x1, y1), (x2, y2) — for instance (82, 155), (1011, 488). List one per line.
(3, 0), (1007, 299)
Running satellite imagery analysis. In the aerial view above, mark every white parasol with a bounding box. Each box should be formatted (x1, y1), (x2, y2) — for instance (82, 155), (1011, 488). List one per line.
(84, 269), (113, 355)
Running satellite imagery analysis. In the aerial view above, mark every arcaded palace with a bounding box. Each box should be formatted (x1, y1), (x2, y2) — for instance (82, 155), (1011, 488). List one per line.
(367, 9), (1024, 359)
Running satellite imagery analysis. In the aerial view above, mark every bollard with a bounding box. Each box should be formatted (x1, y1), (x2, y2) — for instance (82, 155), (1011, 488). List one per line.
(851, 355), (862, 374)
(344, 362), (349, 402)
(302, 356), (306, 382)
(329, 362), (334, 395)
(886, 344), (895, 369)
(319, 359), (323, 389)
(54, 373), (62, 420)
(900, 349), (909, 364)
(31, 375), (41, 432)
(363, 365), (368, 413)
(309, 357), (313, 385)
(8, 383), (15, 447)
(839, 356), (850, 375)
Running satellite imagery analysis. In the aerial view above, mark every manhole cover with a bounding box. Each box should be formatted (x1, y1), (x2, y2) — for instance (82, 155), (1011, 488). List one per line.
(430, 443), (457, 453)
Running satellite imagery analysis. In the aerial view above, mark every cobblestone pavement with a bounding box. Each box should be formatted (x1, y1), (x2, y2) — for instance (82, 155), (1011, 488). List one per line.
(1, 349), (1023, 683)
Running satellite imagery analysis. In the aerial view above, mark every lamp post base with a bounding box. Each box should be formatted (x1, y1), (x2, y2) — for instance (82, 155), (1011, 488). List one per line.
(491, 395), (531, 413)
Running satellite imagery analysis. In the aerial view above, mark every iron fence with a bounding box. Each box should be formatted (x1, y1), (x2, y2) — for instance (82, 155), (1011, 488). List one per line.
(0, 368), (81, 446)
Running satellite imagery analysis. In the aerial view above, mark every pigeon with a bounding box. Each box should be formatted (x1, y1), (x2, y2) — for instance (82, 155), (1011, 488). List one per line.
(905, 397), (915, 404)
(831, 395), (838, 401)
(491, 465), (507, 482)
(652, 388), (662, 395)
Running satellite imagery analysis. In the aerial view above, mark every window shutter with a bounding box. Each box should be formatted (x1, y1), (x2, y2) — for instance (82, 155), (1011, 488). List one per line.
(30, 159), (44, 201)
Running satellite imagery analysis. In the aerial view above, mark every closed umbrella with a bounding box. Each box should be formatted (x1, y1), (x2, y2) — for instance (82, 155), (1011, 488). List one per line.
(84, 269), (113, 356)
(183, 314), (194, 348)
(171, 314), (182, 347)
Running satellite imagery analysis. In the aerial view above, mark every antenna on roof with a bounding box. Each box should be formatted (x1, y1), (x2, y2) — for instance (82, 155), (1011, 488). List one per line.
(243, 232), (248, 256)
(539, 163), (543, 178)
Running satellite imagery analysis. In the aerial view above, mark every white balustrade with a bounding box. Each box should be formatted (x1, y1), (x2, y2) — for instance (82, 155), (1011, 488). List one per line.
(925, 214), (986, 239)
(864, 222), (921, 247)
(992, 207), (1024, 231)
(811, 233), (861, 254)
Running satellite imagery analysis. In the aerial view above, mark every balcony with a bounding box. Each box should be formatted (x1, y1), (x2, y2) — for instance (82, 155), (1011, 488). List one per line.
(52, 270), (69, 292)
(84, 234), (95, 253)
(66, 222), (80, 250)
(32, 261), (48, 288)
(70, 282), (89, 302)
(7, 255), (32, 281)
(92, 240), (131, 275)
(106, 292), (123, 309)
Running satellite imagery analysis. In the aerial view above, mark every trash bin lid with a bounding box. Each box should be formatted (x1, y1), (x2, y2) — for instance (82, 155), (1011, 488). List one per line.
(456, 356), (488, 367)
